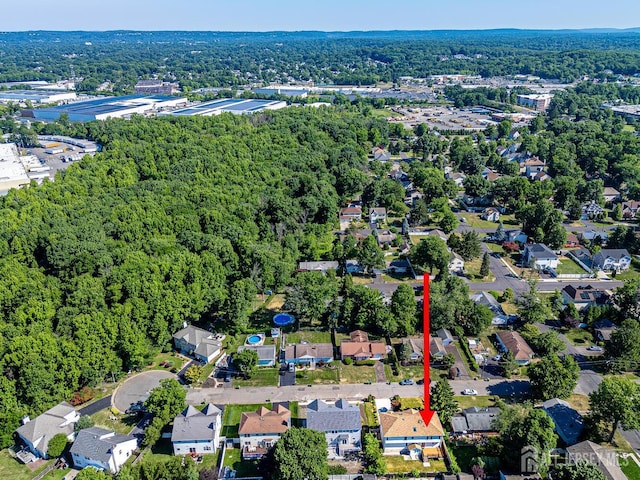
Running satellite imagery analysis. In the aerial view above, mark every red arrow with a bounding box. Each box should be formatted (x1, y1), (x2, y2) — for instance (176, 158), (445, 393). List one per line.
(420, 273), (435, 425)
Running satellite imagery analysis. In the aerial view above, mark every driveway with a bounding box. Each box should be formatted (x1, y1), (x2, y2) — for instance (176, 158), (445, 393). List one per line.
(112, 370), (176, 413)
(78, 396), (112, 416)
(445, 343), (470, 379)
(373, 361), (387, 383)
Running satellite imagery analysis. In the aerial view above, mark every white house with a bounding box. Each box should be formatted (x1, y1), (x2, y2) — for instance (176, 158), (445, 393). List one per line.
(369, 207), (387, 225)
(238, 405), (290, 459)
(70, 427), (137, 474)
(171, 404), (222, 456)
(522, 243), (559, 270)
(306, 399), (362, 458)
(481, 207), (500, 222)
(16, 402), (80, 460)
(448, 251), (465, 274)
(592, 249), (631, 273)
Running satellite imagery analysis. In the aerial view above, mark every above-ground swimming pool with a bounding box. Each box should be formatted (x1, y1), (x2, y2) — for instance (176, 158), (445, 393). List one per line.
(273, 313), (295, 327)
(247, 335), (262, 345)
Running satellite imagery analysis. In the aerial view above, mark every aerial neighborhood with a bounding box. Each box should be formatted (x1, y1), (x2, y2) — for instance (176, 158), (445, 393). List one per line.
(3, 24), (640, 480)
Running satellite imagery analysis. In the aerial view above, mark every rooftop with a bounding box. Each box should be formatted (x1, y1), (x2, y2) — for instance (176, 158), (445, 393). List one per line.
(70, 427), (135, 464)
(306, 399), (361, 433)
(171, 404), (222, 442)
(239, 405), (290, 435)
(379, 409), (444, 439)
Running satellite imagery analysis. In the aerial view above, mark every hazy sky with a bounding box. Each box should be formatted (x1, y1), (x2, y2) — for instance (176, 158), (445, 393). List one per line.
(1, 0), (639, 31)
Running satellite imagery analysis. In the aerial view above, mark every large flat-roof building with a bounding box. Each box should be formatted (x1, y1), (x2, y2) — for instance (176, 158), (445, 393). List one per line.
(165, 98), (287, 117)
(516, 94), (553, 111)
(0, 143), (31, 193)
(30, 95), (187, 122)
(0, 90), (77, 104)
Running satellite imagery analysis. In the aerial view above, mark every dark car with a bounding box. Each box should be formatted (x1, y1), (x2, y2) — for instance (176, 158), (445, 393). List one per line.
(126, 401), (145, 414)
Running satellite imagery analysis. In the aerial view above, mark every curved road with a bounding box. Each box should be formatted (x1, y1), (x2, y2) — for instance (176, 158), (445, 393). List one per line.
(112, 370), (175, 413)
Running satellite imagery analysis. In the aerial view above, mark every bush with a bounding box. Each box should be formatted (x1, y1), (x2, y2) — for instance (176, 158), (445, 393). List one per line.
(488, 290), (500, 300)
(47, 433), (68, 458)
(458, 338), (479, 372)
(355, 359), (376, 366)
(328, 465), (348, 475)
(69, 386), (94, 406)
(343, 357), (353, 365)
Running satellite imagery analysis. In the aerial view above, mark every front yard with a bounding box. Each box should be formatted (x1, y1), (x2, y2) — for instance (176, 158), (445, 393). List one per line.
(454, 395), (497, 410)
(556, 257), (588, 275)
(465, 256), (496, 282)
(562, 328), (593, 346)
(339, 364), (377, 384)
(234, 368), (279, 388)
(295, 365), (340, 384)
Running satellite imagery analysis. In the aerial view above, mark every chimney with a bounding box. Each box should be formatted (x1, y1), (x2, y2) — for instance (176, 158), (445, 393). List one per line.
(21, 415), (31, 425)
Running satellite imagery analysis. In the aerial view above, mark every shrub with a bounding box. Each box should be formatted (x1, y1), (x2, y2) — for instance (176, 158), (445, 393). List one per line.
(328, 465), (348, 475)
(355, 359), (376, 366)
(343, 357), (353, 365)
(458, 338), (479, 372)
(47, 433), (68, 458)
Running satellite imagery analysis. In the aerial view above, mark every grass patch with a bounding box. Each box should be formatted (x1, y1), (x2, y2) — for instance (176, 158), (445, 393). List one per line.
(562, 328), (593, 346)
(384, 457), (446, 474)
(363, 402), (379, 427)
(149, 352), (184, 371)
(90, 409), (139, 435)
(222, 403), (272, 438)
(620, 454), (640, 479)
(465, 256), (496, 282)
(396, 364), (425, 382)
(234, 369), (279, 388)
(399, 397), (424, 410)
(0, 450), (50, 480)
(556, 257), (588, 275)
(339, 364), (376, 384)
(454, 395), (497, 409)
(285, 330), (333, 344)
(566, 394), (590, 412)
(484, 242), (504, 253)
(460, 214), (517, 229)
(296, 365), (340, 384)
(223, 448), (260, 477)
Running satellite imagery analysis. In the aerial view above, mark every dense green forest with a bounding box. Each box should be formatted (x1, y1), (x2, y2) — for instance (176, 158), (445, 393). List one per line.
(0, 107), (391, 446)
(3, 30), (640, 91)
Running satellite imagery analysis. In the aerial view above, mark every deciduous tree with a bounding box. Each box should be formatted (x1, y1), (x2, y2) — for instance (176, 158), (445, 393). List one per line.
(589, 377), (640, 443)
(527, 354), (579, 400)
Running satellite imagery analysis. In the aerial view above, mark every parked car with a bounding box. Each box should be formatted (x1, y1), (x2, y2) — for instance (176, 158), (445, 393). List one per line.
(399, 379), (414, 385)
(492, 355), (502, 361)
(587, 345), (603, 351)
(462, 389), (478, 395)
(224, 373), (232, 382)
(126, 401), (145, 414)
(288, 362), (295, 373)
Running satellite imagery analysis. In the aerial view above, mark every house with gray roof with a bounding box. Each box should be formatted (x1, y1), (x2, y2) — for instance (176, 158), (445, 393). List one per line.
(237, 344), (277, 367)
(451, 407), (500, 434)
(306, 399), (362, 458)
(437, 328), (454, 346)
(171, 404), (223, 456)
(542, 398), (583, 446)
(172, 325), (222, 364)
(16, 402), (80, 460)
(70, 427), (137, 474)
(566, 441), (627, 480)
(297, 261), (339, 273)
(592, 249), (631, 273)
(284, 343), (334, 366)
(522, 243), (558, 270)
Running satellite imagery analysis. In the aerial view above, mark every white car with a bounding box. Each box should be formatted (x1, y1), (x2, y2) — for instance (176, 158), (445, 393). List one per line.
(492, 355), (502, 361)
(462, 389), (478, 395)
(587, 345), (603, 352)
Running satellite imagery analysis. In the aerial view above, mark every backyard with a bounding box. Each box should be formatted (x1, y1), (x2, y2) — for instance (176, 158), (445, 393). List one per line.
(223, 448), (260, 477)
(384, 456), (446, 474)
(285, 330), (336, 344)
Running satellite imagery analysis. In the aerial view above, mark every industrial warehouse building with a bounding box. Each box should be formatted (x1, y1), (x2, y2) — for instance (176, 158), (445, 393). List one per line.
(165, 98), (287, 116)
(0, 90), (77, 104)
(28, 95), (187, 122)
(0, 143), (31, 193)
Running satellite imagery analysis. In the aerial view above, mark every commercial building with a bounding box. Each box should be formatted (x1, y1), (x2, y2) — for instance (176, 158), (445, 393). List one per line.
(0, 90), (76, 104)
(0, 143), (31, 193)
(516, 94), (553, 111)
(165, 98), (287, 117)
(253, 86), (309, 98)
(29, 95), (187, 122)
(134, 80), (179, 95)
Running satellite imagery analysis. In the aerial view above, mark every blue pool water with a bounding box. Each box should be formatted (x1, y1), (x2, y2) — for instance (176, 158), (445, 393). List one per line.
(247, 335), (262, 344)
(273, 313), (294, 326)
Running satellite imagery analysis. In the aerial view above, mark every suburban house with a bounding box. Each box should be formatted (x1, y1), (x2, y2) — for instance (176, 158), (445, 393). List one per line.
(448, 252), (465, 274)
(306, 399), (362, 458)
(566, 441), (627, 480)
(495, 330), (534, 365)
(388, 259), (410, 274)
(522, 243), (559, 271)
(339, 206), (362, 221)
(592, 249), (631, 272)
(70, 427), (137, 474)
(172, 325), (223, 364)
(425, 229), (449, 242)
(565, 233), (580, 248)
(237, 345), (277, 367)
(437, 328), (454, 346)
(284, 343), (334, 366)
(401, 337), (424, 362)
(340, 330), (386, 361)
(297, 261), (339, 273)
(372, 146), (391, 161)
(374, 229), (396, 247)
(580, 230), (609, 244)
(594, 319), (618, 342)
(171, 404), (222, 456)
(451, 407), (500, 434)
(561, 285), (611, 311)
(504, 229), (528, 245)
(481, 207), (500, 222)
(622, 200), (640, 219)
(533, 171), (552, 182)
(521, 158), (546, 179)
(603, 187), (621, 203)
(369, 207), (387, 225)
(346, 259), (364, 274)
(238, 405), (290, 459)
(379, 409), (445, 457)
(16, 402), (80, 460)
(542, 398), (584, 446)
(429, 337), (446, 360)
(447, 172), (466, 187)
(582, 201), (606, 220)
(470, 291), (507, 325)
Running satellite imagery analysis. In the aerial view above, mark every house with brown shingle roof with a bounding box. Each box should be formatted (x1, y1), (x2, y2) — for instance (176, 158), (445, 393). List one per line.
(379, 409), (445, 456)
(495, 330), (534, 365)
(238, 405), (290, 459)
(340, 330), (387, 361)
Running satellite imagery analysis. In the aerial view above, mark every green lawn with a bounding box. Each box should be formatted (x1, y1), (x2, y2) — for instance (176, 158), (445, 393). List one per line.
(223, 448), (260, 477)
(395, 364), (425, 382)
(562, 328), (593, 346)
(363, 401), (379, 427)
(233, 368), (279, 388)
(384, 456), (446, 474)
(222, 403), (272, 438)
(454, 395), (497, 409)
(91, 409), (139, 435)
(484, 242), (504, 253)
(296, 365), (340, 384)
(620, 455), (640, 479)
(556, 258), (588, 275)
(465, 256), (496, 282)
(460, 213), (518, 229)
(285, 330), (333, 344)
(339, 364), (376, 384)
(399, 397), (424, 409)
